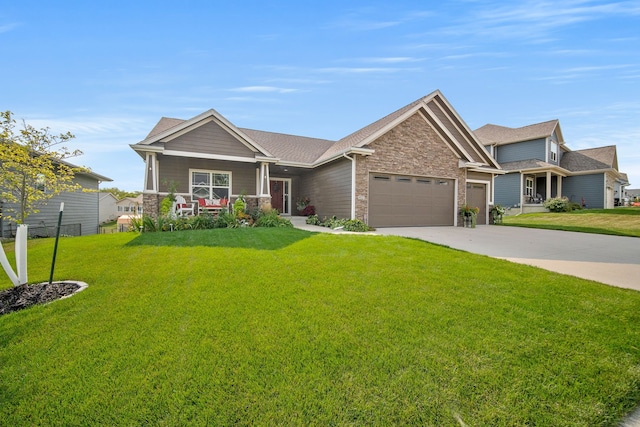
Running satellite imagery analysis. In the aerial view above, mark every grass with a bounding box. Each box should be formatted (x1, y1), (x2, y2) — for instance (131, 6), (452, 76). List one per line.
(1, 229), (640, 425)
(502, 207), (640, 237)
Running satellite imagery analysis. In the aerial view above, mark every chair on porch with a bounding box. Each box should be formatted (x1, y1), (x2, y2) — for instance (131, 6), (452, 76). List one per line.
(532, 193), (543, 203)
(173, 195), (196, 217)
(197, 197), (228, 214)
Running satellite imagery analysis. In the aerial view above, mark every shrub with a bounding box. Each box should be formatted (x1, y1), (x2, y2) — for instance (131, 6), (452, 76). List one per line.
(254, 209), (293, 228)
(544, 197), (571, 212)
(306, 214), (320, 225)
(316, 216), (373, 232)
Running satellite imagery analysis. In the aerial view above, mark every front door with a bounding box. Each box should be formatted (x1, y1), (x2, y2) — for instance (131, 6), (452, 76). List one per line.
(269, 179), (290, 214)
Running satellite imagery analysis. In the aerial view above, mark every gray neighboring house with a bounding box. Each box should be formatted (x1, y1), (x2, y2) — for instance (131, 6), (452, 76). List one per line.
(475, 120), (630, 211)
(1, 166), (112, 238)
(130, 90), (503, 227)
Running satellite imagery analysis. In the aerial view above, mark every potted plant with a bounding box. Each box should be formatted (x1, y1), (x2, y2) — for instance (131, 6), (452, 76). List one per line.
(490, 205), (505, 224)
(296, 197), (311, 214)
(459, 204), (479, 228)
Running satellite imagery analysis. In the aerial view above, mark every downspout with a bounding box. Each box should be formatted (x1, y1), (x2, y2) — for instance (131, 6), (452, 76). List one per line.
(343, 153), (356, 219)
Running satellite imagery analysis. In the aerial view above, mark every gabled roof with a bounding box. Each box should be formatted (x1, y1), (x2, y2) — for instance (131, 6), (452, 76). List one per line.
(132, 108), (275, 158)
(560, 145), (618, 172)
(317, 90), (500, 168)
(474, 119), (563, 146)
(497, 159), (569, 175)
(132, 90), (501, 170)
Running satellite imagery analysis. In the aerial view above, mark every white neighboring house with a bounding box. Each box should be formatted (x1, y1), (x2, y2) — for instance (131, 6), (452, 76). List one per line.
(99, 192), (119, 223)
(116, 195), (143, 217)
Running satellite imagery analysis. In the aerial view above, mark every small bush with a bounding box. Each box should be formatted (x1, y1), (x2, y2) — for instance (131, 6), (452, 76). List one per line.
(300, 205), (316, 216)
(314, 216), (373, 232)
(255, 209), (293, 228)
(544, 197), (572, 212)
(306, 214), (320, 225)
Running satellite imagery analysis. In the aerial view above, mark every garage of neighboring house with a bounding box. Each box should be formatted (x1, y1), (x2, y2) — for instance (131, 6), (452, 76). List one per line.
(368, 173), (455, 227)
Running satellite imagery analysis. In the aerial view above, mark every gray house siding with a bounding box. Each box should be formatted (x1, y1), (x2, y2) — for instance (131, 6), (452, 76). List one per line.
(299, 158), (351, 219)
(156, 121), (256, 158)
(496, 139), (545, 163)
(157, 156), (257, 196)
(1, 174), (100, 237)
(563, 174), (605, 208)
(494, 173), (521, 207)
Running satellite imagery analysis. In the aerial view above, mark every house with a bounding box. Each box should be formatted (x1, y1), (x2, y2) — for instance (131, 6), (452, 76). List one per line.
(130, 90), (503, 227)
(99, 192), (119, 223)
(0, 167), (112, 238)
(116, 195), (143, 217)
(475, 120), (629, 210)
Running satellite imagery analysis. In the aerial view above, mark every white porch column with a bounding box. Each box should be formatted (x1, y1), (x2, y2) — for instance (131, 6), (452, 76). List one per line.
(557, 176), (562, 198)
(259, 162), (270, 196)
(546, 171), (552, 200)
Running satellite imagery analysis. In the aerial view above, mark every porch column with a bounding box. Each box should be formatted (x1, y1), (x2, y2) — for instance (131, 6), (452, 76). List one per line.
(546, 171), (552, 201)
(557, 176), (562, 198)
(258, 162), (270, 196)
(144, 153), (158, 192)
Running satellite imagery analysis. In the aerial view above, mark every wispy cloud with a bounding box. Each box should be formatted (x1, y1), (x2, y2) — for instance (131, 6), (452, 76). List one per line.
(326, 8), (432, 31)
(317, 66), (421, 74)
(230, 86), (299, 94)
(358, 57), (423, 64)
(438, 0), (640, 41)
(0, 22), (20, 33)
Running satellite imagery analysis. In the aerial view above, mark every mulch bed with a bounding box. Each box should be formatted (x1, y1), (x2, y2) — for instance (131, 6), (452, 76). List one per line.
(0, 282), (82, 315)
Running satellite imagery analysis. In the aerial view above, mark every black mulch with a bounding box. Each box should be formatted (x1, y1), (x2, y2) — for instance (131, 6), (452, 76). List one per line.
(0, 282), (80, 315)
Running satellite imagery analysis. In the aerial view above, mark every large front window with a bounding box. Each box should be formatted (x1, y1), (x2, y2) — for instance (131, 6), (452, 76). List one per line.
(190, 170), (231, 200)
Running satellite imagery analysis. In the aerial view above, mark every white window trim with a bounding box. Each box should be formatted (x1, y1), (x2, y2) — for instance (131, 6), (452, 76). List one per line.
(550, 141), (558, 162)
(525, 176), (534, 196)
(189, 169), (233, 200)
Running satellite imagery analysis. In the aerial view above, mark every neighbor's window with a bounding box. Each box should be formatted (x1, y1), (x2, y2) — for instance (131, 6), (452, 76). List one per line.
(191, 170), (231, 200)
(525, 177), (534, 196)
(35, 173), (46, 192)
(550, 141), (558, 162)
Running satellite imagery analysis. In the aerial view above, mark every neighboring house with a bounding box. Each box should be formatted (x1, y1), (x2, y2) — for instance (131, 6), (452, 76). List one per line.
(116, 195), (143, 216)
(130, 90), (503, 227)
(0, 167), (113, 238)
(475, 120), (629, 210)
(99, 192), (119, 223)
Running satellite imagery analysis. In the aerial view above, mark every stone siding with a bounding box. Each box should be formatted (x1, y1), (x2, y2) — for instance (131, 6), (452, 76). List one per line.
(143, 193), (161, 218)
(354, 113), (466, 222)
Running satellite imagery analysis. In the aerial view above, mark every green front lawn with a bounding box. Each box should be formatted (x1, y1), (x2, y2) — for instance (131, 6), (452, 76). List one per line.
(502, 208), (640, 237)
(2, 229), (640, 425)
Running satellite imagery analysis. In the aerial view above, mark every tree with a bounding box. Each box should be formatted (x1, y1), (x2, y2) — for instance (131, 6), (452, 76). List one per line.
(101, 187), (141, 200)
(0, 110), (85, 224)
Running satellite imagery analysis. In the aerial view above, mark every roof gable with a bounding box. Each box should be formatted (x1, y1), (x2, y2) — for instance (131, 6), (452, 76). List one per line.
(316, 90), (499, 168)
(560, 145), (618, 172)
(475, 119), (562, 146)
(133, 109), (274, 158)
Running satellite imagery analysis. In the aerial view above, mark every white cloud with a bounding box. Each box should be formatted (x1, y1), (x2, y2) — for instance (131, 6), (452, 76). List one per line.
(230, 86), (299, 94)
(0, 22), (20, 33)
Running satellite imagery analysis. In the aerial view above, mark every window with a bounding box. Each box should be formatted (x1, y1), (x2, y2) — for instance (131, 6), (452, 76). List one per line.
(35, 173), (46, 192)
(550, 141), (558, 162)
(191, 170), (231, 200)
(525, 177), (534, 196)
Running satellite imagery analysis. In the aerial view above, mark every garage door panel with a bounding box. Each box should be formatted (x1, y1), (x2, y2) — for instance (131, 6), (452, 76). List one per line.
(369, 173), (454, 227)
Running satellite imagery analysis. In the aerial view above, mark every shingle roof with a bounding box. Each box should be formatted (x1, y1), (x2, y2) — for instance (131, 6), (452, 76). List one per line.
(317, 97), (424, 162)
(498, 159), (558, 172)
(474, 120), (560, 145)
(146, 117), (185, 139)
(560, 145), (618, 172)
(239, 128), (336, 164)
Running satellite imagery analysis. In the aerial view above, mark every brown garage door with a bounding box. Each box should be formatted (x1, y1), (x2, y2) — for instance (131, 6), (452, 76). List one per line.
(369, 174), (455, 227)
(466, 183), (487, 225)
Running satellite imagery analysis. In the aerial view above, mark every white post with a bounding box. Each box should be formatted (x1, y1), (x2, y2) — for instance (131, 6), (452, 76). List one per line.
(15, 225), (28, 285)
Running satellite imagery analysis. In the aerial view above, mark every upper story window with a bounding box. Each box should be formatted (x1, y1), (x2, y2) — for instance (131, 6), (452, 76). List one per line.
(190, 169), (231, 200)
(550, 141), (558, 162)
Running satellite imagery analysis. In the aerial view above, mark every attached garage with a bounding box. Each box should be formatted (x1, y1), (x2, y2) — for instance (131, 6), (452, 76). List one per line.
(466, 183), (488, 225)
(369, 173), (455, 227)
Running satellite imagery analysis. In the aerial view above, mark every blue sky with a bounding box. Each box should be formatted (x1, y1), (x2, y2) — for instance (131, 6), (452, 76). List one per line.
(2, 1), (639, 191)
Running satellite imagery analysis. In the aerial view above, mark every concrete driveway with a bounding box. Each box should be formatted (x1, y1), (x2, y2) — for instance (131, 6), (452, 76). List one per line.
(375, 226), (640, 292)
